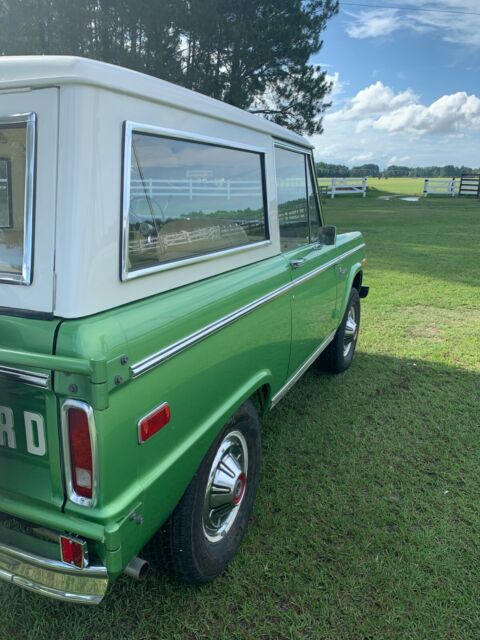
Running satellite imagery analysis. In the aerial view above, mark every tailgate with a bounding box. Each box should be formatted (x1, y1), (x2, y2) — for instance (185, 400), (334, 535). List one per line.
(0, 315), (64, 511)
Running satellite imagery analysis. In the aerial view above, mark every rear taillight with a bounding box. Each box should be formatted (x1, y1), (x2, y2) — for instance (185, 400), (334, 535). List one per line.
(62, 401), (96, 506)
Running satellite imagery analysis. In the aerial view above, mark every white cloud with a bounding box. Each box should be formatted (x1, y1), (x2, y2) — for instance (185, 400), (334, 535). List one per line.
(330, 81), (480, 135)
(373, 91), (480, 134)
(325, 71), (348, 98)
(344, 1), (480, 47)
(331, 81), (418, 120)
(345, 9), (403, 39)
(388, 156), (411, 165)
(349, 152), (374, 164)
(309, 77), (480, 167)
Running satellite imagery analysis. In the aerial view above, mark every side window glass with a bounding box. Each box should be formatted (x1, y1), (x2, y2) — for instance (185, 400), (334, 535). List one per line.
(306, 159), (321, 241)
(275, 146), (309, 252)
(0, 114), (36, 284)
(125, 131), (268, 275)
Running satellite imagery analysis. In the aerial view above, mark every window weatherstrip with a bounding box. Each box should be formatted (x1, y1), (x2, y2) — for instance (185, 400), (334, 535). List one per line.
(130, 243), (366, 378)
(0, 112), (36, 285)
(307, 153), (324, 228)
(121, 121), (271, 281)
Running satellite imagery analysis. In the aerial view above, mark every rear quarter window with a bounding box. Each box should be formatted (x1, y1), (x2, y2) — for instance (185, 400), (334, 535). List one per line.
(0, 113), (36, 285)
(122, 126), (269, 278)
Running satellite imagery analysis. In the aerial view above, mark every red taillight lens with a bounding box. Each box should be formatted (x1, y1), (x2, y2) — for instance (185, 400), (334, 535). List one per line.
(138, 402), (171, 443)
(67, 408), (93, 499)
(60, 535), (87, 569)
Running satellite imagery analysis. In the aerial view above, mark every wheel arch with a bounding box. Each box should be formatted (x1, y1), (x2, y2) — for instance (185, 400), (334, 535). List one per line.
(339, 264), (363, 319)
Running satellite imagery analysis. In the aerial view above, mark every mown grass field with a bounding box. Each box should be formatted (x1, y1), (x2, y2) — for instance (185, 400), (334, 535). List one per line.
(1, 185), (479, 639)
(319, 176), (425, 196)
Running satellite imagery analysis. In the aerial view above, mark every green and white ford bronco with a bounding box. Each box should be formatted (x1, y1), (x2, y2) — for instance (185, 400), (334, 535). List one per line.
(0, 56), (368, 604)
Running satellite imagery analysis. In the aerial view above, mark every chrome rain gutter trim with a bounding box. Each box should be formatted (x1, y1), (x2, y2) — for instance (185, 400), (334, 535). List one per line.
(270, 330), (337, 408)
(130, 244), (365, 378)
(0, 365), (50, 389)
(0, 541), (108, 605)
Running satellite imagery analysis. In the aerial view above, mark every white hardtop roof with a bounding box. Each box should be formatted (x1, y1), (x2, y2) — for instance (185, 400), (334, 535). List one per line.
(0, 55), (312, 149)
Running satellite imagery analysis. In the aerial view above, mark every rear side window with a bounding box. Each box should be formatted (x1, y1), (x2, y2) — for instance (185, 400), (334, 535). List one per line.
(275, 145), (320, 252)
(123, 127), (269, 278)
(0, 114), (36, 285)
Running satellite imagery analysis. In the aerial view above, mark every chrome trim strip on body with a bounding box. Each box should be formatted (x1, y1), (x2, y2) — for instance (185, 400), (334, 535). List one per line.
(270, 330), (337, 408)
(131, 243), (366, 378)
(125, 240), (272, 281)
(0, 112), (36, 286)
(61, 400), (99, 509)
(121, 121), (271, 282)
(0, 540), (108, 605)
(0, 365), (50, 388)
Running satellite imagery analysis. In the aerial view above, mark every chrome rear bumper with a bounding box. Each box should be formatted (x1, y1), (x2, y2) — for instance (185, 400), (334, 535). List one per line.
(0, 540), (108, 605)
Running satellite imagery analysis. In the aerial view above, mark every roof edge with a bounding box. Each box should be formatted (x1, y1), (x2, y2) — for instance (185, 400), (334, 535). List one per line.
(0, 56), (313, 149)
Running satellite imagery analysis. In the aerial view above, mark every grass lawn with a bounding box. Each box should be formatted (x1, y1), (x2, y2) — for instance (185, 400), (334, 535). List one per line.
(1, 191), (479, 639)
(319, 176), (429, 197)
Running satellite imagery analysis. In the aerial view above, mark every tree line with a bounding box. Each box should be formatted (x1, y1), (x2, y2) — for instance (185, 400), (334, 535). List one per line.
(0, 0), (338, 135)
(316, 162), (480, 178)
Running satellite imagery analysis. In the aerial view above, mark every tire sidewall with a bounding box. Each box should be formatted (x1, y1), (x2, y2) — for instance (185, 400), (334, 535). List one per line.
(340, 288), (360, 368)
(189, 402), (261, 580)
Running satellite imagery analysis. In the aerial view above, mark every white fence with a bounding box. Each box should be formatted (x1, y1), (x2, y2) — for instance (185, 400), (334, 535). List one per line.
(130, 178), (262, 200)
(423, 178), (457, 197)
(329, 177), (367, 198)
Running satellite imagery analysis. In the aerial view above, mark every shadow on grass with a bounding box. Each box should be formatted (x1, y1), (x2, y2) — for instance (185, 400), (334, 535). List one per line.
(0, 353), (479, 639)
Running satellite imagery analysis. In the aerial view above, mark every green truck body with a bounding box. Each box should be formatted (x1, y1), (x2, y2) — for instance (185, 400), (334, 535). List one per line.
(0, 57), (367, 604)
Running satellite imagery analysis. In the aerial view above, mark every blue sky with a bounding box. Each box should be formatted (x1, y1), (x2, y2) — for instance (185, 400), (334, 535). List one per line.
(308, 0), (480, 168)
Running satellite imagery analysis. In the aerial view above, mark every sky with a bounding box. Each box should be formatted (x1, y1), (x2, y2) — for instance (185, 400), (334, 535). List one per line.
(308, 0), (480, 169)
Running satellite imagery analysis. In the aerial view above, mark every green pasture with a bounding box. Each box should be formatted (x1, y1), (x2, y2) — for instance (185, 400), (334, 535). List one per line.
(1, 192), (479, 639)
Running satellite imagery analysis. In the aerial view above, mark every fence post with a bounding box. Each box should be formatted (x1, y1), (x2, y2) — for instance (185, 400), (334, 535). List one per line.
(331, 178), (336, 199)
(362, 177), (367, 197)
(423, 178), (428, 198)
(451, 177), (456, 197)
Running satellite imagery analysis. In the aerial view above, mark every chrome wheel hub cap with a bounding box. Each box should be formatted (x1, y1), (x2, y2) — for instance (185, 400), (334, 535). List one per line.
(343, 304), (358, 358)
(203, 431), (248, 543)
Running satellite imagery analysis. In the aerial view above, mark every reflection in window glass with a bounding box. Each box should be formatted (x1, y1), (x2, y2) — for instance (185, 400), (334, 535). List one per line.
(275, 147), (309, 252)
(0, 123), (29, 279)
(126, 133), (268, 272)
(0, 159), (12, 229)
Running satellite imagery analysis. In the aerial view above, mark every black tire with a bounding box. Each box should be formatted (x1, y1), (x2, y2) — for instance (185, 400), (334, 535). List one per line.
(156, 400), (261, 584)
(320, 288), (361, 373)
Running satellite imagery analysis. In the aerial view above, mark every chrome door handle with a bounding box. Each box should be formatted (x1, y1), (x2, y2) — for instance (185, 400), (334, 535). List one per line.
(290, 258), (306, 269)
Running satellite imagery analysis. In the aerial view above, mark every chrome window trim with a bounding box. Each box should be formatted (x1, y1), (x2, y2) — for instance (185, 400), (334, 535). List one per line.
(273, 139), (313, 155)
(0, 112), (36, 285)
(0, 365), (50, 389)
(130, 243), (365, 378)
(274, 141), (320, 248)
(121, 121), (271, 282)
(307, 152), (324, 227)
(61, 399), (99, 509)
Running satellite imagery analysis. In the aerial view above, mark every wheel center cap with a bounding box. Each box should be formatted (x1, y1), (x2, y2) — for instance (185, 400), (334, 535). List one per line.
(232, 473), (246, 505)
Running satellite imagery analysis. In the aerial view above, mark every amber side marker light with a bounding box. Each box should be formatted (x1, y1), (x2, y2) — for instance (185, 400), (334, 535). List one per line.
(138, 402), (171, 444)
(60, 535), (88, 569)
